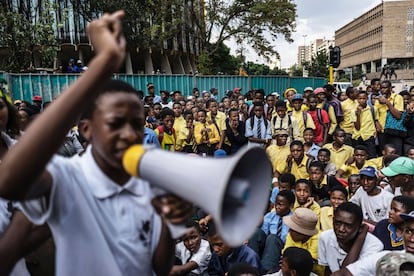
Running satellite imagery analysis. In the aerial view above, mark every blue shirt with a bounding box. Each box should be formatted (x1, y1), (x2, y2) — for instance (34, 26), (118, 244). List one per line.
(261, 210), (292, 243)
(143, 127), (161, 148)
(208, 245), (264, 275)
(307, 143), (320, 159)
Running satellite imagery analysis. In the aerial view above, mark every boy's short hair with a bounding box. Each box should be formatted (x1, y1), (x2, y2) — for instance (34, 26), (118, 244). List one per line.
(160, 107), (174, 119)
(185, 220), (202, 233)
(153, 102), (162, 107)
(354, 145), (368, 154)
(283, 247), (314, 276)
(206, 98), (217, 108)
(277, 190), (295, 205)
(279, 173), (296, 187)
(275, 100), (287, 109)
(309, 161), (325, 171)
(330, 185), (348, 199)
(253, 101), (264, 107)
(228, 108), (239, 115)
(393, 195), (414, 213)
(294, 179), (313, 191)
(318, 148), (331, 157)
(303, 127), (314, 134)
(82, 79), (140, 119)
(334, 202), (363, 225)
(334, 128), (345, 136)
(290, 140), (304, 149)
(183, 110), (193, 117)
(358, 90), (368, 95)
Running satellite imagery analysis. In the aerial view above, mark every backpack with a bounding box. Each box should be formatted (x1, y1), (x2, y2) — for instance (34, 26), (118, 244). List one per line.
(57, 136), (78, 157)
(156, 125), (176, 145)
(250, 116), (269, 130)
(287, 111), (308, 127)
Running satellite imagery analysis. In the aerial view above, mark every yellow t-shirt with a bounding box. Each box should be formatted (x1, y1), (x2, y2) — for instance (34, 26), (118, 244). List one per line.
(375, 92), (404, 130)
(283, 231), (324, 275)
(293, 201), (321, 218)
(194, 121), (220, 145)
(339, 160), (377, 179)
(289, 110), (316, 142)
(323, 143), (354, 170)
(340, 98), (358, 134)
(350, 106), (378, 141)
(290, 155), (311, 180)
(266, 144), (290, 175)
(319, 206), (334, 232)
(154, 127), (176, 151)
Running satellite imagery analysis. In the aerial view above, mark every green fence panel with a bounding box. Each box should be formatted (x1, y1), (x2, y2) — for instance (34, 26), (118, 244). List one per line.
(116, 74), (194, 96)
(6, 73), (327, 102)
(195, 76), (250, 99)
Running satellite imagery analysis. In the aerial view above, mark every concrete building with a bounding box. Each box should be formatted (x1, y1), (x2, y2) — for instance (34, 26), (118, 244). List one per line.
(297, 38), (334, 66)
(335, 0), (414, 80)
(0, 0), (203, 74)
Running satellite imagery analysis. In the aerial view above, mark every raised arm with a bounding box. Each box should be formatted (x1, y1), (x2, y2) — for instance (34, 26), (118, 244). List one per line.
(0, 11), (126, 200)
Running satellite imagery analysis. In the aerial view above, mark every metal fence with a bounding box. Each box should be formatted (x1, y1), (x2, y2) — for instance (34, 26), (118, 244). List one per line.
(4, 73), (326, 102)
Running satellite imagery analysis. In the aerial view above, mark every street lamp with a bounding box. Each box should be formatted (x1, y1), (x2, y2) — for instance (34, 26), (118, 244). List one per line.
(302, 34), (308, 46)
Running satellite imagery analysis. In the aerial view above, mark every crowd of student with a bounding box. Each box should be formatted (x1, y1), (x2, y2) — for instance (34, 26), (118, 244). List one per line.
(1, 11), (414, 276)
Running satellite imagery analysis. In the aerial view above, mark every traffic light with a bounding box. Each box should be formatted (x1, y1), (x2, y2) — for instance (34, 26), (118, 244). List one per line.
(329, 46), (341, 68)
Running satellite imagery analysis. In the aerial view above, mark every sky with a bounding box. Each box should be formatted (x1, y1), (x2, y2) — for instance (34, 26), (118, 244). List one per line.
(237, 0), (383, 68)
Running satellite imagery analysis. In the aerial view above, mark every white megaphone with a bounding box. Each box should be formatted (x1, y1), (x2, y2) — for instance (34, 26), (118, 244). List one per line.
(122, 145), (272, 247)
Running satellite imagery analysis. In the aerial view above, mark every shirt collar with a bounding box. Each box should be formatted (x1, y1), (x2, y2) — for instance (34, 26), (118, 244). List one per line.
(80, 146), (148, 199)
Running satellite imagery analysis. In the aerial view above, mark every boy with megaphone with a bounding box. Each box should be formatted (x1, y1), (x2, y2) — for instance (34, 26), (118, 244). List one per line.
(0, 11), (192, 275)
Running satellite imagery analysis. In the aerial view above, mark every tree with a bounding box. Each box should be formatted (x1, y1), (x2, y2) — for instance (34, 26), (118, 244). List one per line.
(189, 0), (296, 61)
(290, 65), (303, 77)
(198, 43), (241, 75)
(0, 1), (65, 72)
(304, 49), (329, 78)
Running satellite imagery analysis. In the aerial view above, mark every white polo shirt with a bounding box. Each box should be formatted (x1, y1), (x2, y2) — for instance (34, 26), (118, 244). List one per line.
(19, 146), (162, 276)
(346, 250), (394, 275)
(0, 198), (30, 276)
(318, 229), (383, 272)
(175, 239), (212, 275)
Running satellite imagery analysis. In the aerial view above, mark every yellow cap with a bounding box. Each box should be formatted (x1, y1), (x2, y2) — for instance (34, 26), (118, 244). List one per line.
(122, 144), (146, 177)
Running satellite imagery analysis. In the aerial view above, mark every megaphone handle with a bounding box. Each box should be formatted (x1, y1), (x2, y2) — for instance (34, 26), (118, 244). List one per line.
(166, 223), (190, 239)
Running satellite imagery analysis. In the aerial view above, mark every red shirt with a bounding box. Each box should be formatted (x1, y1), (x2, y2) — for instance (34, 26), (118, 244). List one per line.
(307, 109), (330, 144)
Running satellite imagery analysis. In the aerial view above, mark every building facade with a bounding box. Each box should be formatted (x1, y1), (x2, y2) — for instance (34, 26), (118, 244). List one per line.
(335, 0), (414, 78)
(297, 38), (334, 66)
(0, 0), (204, 74)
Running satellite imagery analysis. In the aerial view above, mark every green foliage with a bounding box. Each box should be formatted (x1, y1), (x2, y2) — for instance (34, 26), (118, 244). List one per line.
(193, 0), (297, 61)
(0, 2), (65, 72)
(198, 43), (240, 75)
(304, 49), (329, 78)
(290, 65), (304, 77)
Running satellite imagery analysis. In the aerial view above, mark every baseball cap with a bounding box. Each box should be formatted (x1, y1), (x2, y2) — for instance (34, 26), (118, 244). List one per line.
(233, 87), (242, 93)
(381, 157), (414, 177)
(292, 94), (304, 101)
(313, 87), (325, 94)
(400, 210), (414, 221)
(359, 166), (377, 178)
(32, 95), (43, 102)
(147, 83), (155, 89)
(376, 252), (414, 276)
(304, 87), (313, 92)
(271, 92), (280, 98)
(214, 149), (227, 158)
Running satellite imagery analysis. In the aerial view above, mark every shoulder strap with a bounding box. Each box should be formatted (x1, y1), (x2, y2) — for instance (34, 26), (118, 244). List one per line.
(302, 111), (308, 126)
(370, 105), (375, 122)
(324, 102), (330, 112)
(316, 108), (323, 125)
(157, 126), (164, 144)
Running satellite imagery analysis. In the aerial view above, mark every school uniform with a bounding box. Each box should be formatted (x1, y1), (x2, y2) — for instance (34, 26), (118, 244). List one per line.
(19, 146), (162, 276)
(323, 143), (354, 170)
(373, 219), (405, 251)
(318, 229), (383, 273)
(175, 239), (212, 275)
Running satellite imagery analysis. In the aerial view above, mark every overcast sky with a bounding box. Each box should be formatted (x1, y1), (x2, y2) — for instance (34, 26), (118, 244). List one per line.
(236, 0), (383, 68)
